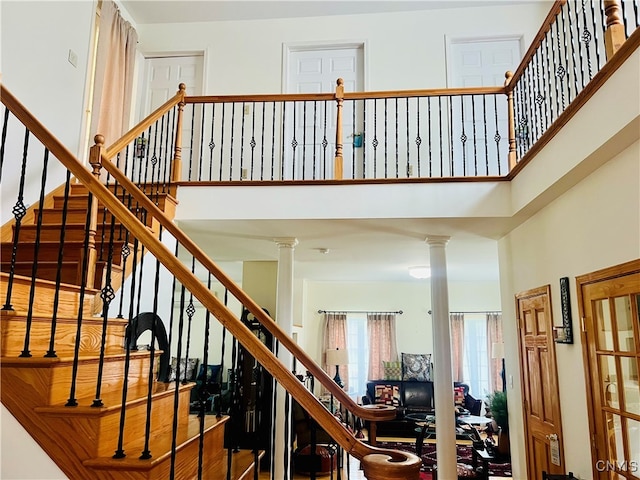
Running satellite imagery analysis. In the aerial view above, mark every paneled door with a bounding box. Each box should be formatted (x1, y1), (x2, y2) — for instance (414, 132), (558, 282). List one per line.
(577, 260), (640, 480)
(516, 285), (566, 478)
(139, 55), (204, 181)
(285, 45), (363, 180)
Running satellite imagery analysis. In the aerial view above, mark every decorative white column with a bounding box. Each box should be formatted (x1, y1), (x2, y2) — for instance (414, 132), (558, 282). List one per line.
(426, 235), (456, 479)
(272, 237), (298, 479)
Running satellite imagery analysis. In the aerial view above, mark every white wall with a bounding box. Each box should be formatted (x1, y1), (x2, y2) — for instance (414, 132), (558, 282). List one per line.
(499, 140), (640, 480)
(136, 3), (548, 95)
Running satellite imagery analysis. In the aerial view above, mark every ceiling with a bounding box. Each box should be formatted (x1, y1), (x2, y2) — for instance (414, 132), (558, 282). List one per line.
(120, 0), (527, 25)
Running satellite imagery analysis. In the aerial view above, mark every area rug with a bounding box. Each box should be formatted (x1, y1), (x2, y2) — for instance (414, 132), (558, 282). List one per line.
(376, 441), (512, 477)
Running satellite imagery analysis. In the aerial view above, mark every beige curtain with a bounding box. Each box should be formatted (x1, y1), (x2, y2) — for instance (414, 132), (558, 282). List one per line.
(486, 312), (504, 392)
(366, 313), (398, 381)
(450, 313), (465, 382)
(322, 313), (348, 391)
(91, 0), (138, 147)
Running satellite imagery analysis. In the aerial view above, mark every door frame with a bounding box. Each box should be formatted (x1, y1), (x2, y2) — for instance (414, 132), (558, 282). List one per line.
(281, 40), (368, 94)
(516, 284), (566, 478)
(576, 259), (640, 479)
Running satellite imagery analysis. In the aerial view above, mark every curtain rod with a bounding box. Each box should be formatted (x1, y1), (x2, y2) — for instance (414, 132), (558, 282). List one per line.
(428, 310), (502, 314)
(318, 309), (403, 315)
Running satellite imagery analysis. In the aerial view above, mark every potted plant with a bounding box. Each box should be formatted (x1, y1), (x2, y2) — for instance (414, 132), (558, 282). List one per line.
(487, 390), (510, 455)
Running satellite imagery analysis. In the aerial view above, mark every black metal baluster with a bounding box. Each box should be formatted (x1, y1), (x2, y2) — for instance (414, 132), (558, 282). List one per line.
(197, 272), (214, 479)
(589, 1), (603, 76)
(283, 390), (291, 480)
(240, 102), (246, 180)
(462, 95), (468, 177)
(351, 99), (356, 179)
(183, 259), (197, 385)
(229, 102), (236, 180)
(362, 99), (367, 179)
(322, 100), (328, 179)
(45, 170), (72, 357)
(65, 192), (95, 407)
(533, 50), (547, 139)
(384, 99), (388, 178)
(415, 97), (422, 177)
(219, 103), (226, 181)
(22, 147), (50, 356)
(270, 102), (277, 180)
(405, 97), (410, 178)
(154, 115), (166, 198)
(167, 106), (177, 190)
(372, 99), (378, 177)
(448, 96), (454, 175)
(208, 103), (216, 181)
(582, 0), (595, 83)
(260, 102), (266, 180)
(428, 97), (433, 177)
(560, 3), (572, 105)
(302, 101), (307, 179)
(291, 101), (297, 179)
(394, 97), (399, 178)
(438, 96), (443, 177)
(113, 235), (142, 459)
(522, 66), (534, 150)
(251, 101), (257, 180)
(481, 95), (488, 175)
(567, 1), (580, 102)
(472, 95), (479, 176)
(2, 127), (30, 312)
(0, 107), (10, 181)
(92, 208), (117, 407)
(493, 93), (502, 176)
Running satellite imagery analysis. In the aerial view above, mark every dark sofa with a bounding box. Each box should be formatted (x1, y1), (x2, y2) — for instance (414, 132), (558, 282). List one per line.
(361, 380), (481, 438)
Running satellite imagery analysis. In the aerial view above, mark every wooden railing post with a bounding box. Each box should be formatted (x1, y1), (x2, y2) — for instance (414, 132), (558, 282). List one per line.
(334, 78), (344, 180)
(604, 0), (625, 60)
(85, 134), (105, 289)
(171, 83), (187, 182)
(504, 71), (517, 171)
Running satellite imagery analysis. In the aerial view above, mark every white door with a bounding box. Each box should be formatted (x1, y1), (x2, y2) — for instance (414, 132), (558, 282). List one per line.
(140, 55), (204, 181)
(447, 37), (521, 176)
(285, 46), (364, 179)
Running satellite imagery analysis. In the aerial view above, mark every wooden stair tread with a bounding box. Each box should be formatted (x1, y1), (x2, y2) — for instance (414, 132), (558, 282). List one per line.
(83, 415), (229, 469)
(35, 381), (192, 414)
(218, 449), (265, 480)
(0, 310), (129, 326)
(0, 272), (100, 295)
(0, 349), (156, 366)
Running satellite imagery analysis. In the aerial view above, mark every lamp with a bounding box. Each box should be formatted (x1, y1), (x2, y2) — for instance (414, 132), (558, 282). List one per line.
(409, 266), (431, 279)
(492, 342), (506, 392)
(326, 348), (349, 388)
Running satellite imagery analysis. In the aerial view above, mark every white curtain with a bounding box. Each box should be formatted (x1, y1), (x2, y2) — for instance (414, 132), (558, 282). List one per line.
(366, 313), (398, 381)
(91, 0), (138, 147)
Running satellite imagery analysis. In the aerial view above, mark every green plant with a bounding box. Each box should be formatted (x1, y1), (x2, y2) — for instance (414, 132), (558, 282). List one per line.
(487, 390), (508, 432)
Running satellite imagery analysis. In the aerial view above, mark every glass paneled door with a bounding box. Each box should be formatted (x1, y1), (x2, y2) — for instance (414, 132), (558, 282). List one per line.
(578, 260), (640, 480)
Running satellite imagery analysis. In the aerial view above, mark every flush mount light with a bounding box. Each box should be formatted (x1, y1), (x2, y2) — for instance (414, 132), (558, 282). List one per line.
(409, 266), (431, 279)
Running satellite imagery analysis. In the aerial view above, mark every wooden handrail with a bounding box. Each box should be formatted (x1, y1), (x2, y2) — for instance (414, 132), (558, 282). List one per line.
(509, 0), (566, 89)
(1, 86), (418, 477)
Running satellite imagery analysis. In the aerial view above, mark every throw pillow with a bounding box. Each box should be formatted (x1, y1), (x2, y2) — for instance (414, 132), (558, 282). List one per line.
(374, 384), (400, 406)
(454, 386), (466, 406)
(197, 363), (222, 383)
(168, 357), (198, 382)
(401, 353), (432, 382)
(382, 361), (402, 381)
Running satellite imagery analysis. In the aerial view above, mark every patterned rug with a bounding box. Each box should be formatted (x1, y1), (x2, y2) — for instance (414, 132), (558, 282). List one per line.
(376, 441), (512, 477)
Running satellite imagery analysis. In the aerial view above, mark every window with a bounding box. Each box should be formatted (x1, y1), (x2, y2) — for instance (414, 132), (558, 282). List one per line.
(346, 314), (369, 400)
(462, 314), (491, 398)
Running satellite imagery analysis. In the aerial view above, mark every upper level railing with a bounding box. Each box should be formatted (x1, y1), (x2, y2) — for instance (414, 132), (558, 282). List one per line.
(102, 0), (638, 191)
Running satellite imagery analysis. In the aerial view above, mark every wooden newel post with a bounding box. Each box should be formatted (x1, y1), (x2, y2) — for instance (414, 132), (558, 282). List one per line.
(334, 78), (344, 180)
(171, 83), (187, 183)
(504, 71), (517, 172)
(85, 134), (105, 290)
(604, 0), (625, 60)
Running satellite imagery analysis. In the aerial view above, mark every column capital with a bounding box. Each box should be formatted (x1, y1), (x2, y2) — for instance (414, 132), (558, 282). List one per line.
(425, 235), (450, 246)
(274, 237), (298, 249)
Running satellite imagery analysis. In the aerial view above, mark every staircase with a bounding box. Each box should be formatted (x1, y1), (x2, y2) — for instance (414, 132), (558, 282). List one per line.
(0, 183), (262, 479)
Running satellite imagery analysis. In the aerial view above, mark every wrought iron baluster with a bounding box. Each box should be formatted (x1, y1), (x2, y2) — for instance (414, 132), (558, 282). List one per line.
(23, 147), (50, 357)
(394, 97), (399, 178)
(590, 0), (603, 75)
(0, 107), (10, 181)
(372, 99), (378, 176)
(567, 0), (580, 102)
(384, 98), (388, 178)
(113, 235), (142, 459)
(46, 170), (73, 357)
(270, 102), (277, 180)
(481, 95), (488, 176)
(405, 97), (410, 178)
(428, 97), (433, 177)
(280, 101), (286, 181)
(471, 95), (478, 176)
(240, 102), (246, 180)
(229, 102), (236, 180)
(166, 106), (177, 190)
(302, 101), (307, 180)
(460, 95), (467, 176)
(448, 95), (454, 176)
(219, 103), (226, 181)
(493, 94), (501, 176)
(415, 97), (422, 177)
(2, 126), (30, 312)
(291, 101), (297, 179)
(351, 99), (355, 180)
(197, 272), (214, 478)
(208, 103), (216, 181)
(260, 102), (266, 181)
(362, 99), (367, 179)
(194, 103), (204, 182)
(438, 96), (443, 177)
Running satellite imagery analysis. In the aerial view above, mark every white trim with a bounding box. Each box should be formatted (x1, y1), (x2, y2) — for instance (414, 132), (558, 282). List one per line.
(444, 34), (524, 88)
(281, 40), (367, 94)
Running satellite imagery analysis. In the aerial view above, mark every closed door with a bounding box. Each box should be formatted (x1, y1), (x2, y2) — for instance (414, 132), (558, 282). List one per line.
(447, 37), (521, 176)
(285, 45), (363, 179)
(577, 260), (640, 480)
(139, 55), (204, 181)
(516, 285), (566, 478)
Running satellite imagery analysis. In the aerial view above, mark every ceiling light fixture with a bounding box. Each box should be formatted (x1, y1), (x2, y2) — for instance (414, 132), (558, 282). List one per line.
(409, 266), (431, 279)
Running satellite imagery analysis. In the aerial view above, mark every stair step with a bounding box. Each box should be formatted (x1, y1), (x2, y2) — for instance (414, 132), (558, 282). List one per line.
(1, 311), (127, 356)
(1, 350), (160, 405)
(84, 415), (230, 480)
(0, 272), (98, 317)
(0, 240), (128, 266)
(35, 381), (194, 458)
(54, 192), (177, 222)
(70, 182), (178, 200)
